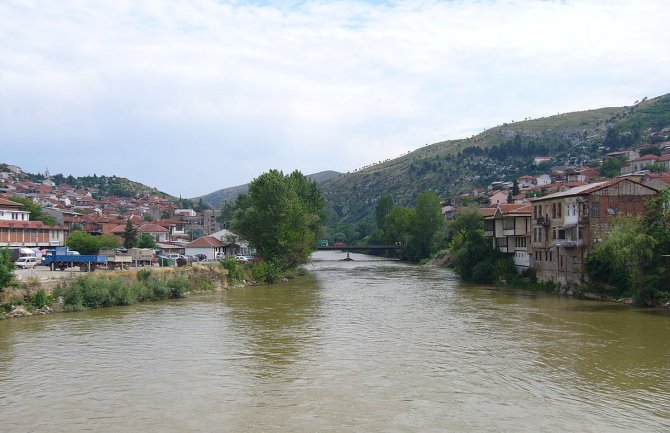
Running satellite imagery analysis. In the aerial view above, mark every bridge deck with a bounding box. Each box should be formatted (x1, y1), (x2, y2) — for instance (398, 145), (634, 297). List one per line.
(316, 245), (402, 251)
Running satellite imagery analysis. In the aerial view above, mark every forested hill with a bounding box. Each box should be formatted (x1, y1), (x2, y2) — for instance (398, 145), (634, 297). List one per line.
(320, 93), (670, 226)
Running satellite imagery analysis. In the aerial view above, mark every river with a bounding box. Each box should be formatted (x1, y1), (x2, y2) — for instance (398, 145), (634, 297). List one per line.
(1, 251), (669, 432)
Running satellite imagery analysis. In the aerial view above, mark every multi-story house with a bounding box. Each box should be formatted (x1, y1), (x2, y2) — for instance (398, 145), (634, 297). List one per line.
(0, 197), (66, 247)
(530, 178), (658, 286)
(483, 204), (532, 271)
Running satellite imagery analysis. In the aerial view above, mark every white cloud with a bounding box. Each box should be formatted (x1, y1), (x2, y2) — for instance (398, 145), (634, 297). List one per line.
(1, 0), (669, 196)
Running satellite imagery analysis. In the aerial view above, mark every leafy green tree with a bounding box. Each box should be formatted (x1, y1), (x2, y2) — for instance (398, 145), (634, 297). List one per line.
(143, 213), (155, 222)
(640, 146), (662, 156)
(232, 169), (326, 269)
(409, 191), (444, 261)
(122, 219), (137, 249)
(375, 195), (395, 230)
(0, 248), (16, 293)
(66, 231), (119, 254)
(512, 179), (520, 196)
(585, 216), (657, 304)
(9, 195), (58, 226)
(137, 233), (157, 249)
(601, 157), (625, 178)
(97, 233), (121, 250)
(383, 206), (415, 247)
(66, 231), (102, 254)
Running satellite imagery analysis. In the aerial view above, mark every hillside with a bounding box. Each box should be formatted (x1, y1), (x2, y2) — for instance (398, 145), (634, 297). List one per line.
(320, 93), (670, 225)
(198, 170), (342, 207)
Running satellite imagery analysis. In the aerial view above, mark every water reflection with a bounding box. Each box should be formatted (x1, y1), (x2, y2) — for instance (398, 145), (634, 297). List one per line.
(221, 275), (322, 377)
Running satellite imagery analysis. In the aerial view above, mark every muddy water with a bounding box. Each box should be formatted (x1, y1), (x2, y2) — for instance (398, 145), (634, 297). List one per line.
(1, 251), (668, 432)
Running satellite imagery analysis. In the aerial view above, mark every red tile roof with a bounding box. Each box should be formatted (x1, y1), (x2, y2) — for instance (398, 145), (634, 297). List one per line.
(185, 236), (225, 248)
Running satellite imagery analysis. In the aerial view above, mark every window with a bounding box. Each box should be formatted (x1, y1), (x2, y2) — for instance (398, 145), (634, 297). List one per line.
(552, 203), (556, 219)
(558, 229), (565, 240)
(558, 203), (562, 218)
(549, 251), (553, 262)
(591, 202), (600, 218)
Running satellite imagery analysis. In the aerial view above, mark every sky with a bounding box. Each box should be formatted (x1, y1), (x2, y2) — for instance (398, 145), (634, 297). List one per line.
(1, 0), (669, 198)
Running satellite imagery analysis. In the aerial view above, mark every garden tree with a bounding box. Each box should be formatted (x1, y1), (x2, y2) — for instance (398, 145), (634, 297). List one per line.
(445, 206), (485, 243)
(232, 169), (326, 269)
(143, 213), (155, 222)
(512, 179), (520, 196)
(122, 219), (137, 249)
(9, 195), (58, 226)
(640, 146), (662, 156)
(0, 248), (15, 294)
(137, 233), (157, 249)
(646, 163), (668, 173)
(600, 157), (625, 178)
(66, 231), (119, 254)
(447, 208), (506, 283)
(584, 216), (657, 304)
(409, 191), (444, 261)
(375, 195), (395, 230)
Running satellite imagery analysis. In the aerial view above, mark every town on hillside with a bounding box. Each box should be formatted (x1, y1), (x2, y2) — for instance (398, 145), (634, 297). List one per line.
(2, 131), (670, 287)
(0, 163), (253, 264)
(443, 139), (670, 287)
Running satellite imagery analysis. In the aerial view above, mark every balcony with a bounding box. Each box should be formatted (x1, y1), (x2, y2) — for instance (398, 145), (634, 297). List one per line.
(554, 239), (582, 248)
(536, 217), (551, 226)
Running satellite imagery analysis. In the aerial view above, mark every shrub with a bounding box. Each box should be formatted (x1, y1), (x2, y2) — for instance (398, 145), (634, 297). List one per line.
(31, 290), (52, 309)
(137, 269), (152, 281)
(250, 260), (282, 284)
(220, 257), (244, 282)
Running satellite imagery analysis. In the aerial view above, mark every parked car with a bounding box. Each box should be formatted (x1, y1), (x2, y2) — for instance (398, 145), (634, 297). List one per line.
(235, 255), (252, 263)
(15, 256), (38, 269)
(194, 254), (208, 262)
(215, 252), (226, 260)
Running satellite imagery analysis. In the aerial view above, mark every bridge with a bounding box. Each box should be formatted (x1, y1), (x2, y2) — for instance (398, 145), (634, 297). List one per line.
(316, 244), (403, 251)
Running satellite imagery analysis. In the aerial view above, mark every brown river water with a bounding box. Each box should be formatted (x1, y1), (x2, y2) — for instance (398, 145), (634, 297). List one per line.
(1, 251), (669, 432)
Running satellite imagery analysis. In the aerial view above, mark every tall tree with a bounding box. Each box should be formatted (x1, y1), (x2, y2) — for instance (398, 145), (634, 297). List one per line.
(122, 219), (137, 249)
(409, 191), (444, 261)
(375, 195), (395, 230)
(232, 170), (326, 269)
(137, 233), (158, 249)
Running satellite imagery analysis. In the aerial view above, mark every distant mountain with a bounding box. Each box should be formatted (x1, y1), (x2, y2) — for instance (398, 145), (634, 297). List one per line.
(319, 93), (670, 226)
(197, 170), (342, 207)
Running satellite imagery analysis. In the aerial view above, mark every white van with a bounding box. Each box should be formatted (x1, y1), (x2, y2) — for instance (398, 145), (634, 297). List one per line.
(15, 256), (37, 269)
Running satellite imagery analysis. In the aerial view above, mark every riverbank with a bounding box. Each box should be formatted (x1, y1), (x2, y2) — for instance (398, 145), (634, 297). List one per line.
(1, 258), (303, 319)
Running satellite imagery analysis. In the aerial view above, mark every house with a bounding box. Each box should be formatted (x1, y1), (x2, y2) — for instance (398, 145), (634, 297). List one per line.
(529, 178), (658, 286)
(0, 197), (31, 221)
(0, 197), (67, 247)
(203, 209), (222, 234)
(184, 236), (226, 260)
(535, 174), (552, 186)
(606, 149), (640, 161)
(111, 222), (170, 243)
(517, 175), (536, 190)
(483, 204), (532, 271)
(210, 228), (255, 256)
(488, 190), (510, 207)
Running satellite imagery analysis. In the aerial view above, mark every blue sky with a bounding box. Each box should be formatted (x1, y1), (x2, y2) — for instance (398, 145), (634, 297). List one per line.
(1, 0), (669, 197)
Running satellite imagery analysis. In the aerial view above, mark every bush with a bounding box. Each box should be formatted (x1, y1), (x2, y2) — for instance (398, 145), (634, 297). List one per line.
(220, 257), (244, 282)
(250, 260), (282, 284)
(31, 290), (52, 309)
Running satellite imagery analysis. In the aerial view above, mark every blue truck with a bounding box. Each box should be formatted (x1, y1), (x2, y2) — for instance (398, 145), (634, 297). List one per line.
(43, 247), (107, 271)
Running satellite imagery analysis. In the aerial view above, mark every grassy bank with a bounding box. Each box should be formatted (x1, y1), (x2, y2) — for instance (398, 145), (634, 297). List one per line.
(1, 259), (310, 317)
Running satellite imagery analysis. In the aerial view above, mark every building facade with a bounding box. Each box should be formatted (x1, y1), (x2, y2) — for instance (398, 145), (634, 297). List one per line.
(530, 179), (658, 286)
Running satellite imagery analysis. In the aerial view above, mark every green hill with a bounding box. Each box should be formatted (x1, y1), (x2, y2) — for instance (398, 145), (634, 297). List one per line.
(197, 170), (342, 207)
(320, 93), (670, 226)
